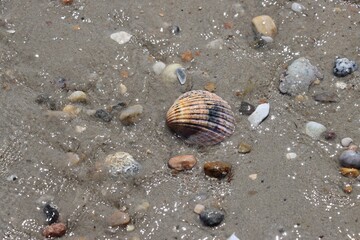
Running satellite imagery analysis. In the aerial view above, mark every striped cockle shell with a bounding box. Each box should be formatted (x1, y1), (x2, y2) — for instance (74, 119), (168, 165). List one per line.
(166, 90), (235, 146)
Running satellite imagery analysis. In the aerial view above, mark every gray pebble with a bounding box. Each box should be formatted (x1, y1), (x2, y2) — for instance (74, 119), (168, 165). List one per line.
(199, 208), (224, 227)
(239, 101), (255, 116)
(305, 121), (326, 139)
(333, 57), (358, 77)
(313, 92), (339, 103)
(279, 57), (323, 96)
(175, 68), (186, 85)
(341, 137), (353, 147)
(339, 150), (360, 168)
(95, 109), (112, 122)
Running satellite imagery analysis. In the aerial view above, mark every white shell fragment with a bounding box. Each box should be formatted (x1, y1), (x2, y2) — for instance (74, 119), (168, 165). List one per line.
(175, 67), (186, 85)
(110, 31), (132, 45)
(291, 2), (306, 13)
(305, 121), (326, 139)
(248, 103), (270, 127)
(227, 233), (240, 240)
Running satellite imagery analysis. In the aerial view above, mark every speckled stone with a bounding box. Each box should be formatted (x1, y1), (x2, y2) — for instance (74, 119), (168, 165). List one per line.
(104, 151), (141, 176)
(199, 208), (224, 227)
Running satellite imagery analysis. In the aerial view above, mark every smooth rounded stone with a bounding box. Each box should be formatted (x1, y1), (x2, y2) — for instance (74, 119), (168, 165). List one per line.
(168, 25), (181, 35)
(118, 83), (127, 95)
(63, 105), (81, 116)
(305, 121), (326, 139)
(261, 35), (273, 43)
(239, 101), (255, 116)
(110, 31), (132, 45)
(248, 103), (270, 127)
(42, 222), (67, 238)
(206, 38), (224, 49)
(291, 2), (306, 13)
(126, 224), (135, 232)
(313, 92), (339, 103)
(336, 81), (347, 89)
(104, 151), (141, 176)
(339, 150), (360, 169)
(106, 210), (130, 227)
(333, 57), (358, 77)
(95, 109), (112, 122)
(194, 204), (205, 214)
(279, 57), (323, 96)
(251, 15), (277, 38)
(168, 155), (197, 171)
(248, 173), (257, 180)
(322, 130), (336, 141)
(43, 204), (59, 225)
(6, 174), (18, 181)
(340, 167), (360, 178)
(152, 61), (166, 75)
(203, 161), (232, 179)
(238, 142), (251, 154)
(199, 208), (225, 227)
(67, 91), (88, 103)
(119, 105), (143, 125)
(341, 137), (353, 147)
(286, 152), (297, 159)
(161, 63), (183, 83)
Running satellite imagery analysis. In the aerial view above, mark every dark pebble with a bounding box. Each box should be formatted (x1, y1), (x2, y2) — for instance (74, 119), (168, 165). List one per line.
(111, 102), (127, 111)
(169, 25), (181, 35)
(95, 109), (112, 122)
(204, 161), (232, 179)
(333, 57), (358, 77)
(239, 101), (255, 115)
(54, 77), (68, 89)
(199, 208), (224, 227)
(313, 92), (339, 103)
(43, 204), (59, 225)
(322, 130), (336, 141)
(339, 150), (360, 169)
(35, 94), (57, 110)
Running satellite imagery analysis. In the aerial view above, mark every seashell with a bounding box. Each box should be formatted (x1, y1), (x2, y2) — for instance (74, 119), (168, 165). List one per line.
(166, 90), (235, 146)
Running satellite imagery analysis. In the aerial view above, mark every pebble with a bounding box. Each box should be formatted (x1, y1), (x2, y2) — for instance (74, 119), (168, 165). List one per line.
(279, 57), (323, 96)
(248, 103), (270, 127)
(106, 210), (131, 227)
(239, 101), (255, 116)
(238, 142), (252, 154)
(340, 167), (360, 178)
(95, 109), (112, 122)
(305, 121), (326, 139)
(66, 152), (82, 166)
(227, 233), (240, 240)
(206, 38), (224, 49)
(322, 130), (336, 141)
(6, 174), (18, 181)
(168, 155), (197, 171)
(43, 204), (59, 225)
(333, 57), (358, 77)
(203, 161), (232, 179)
(251, 15), (277, 38)
(342, 184), (353, 194)
(152, 61), (166, 75)
(67, 91), (88, 103)
(199, 208), (225, 227)
(194, 204), (205, 214)
(181, 50), (193, 62)
(126, 224), (135, 232)
(339, 150), (360, 169)
(248, 174), (257, 180)
(341, 137), (353, 147)
(63, 105), (81, 116)
(175, 67), (186, 85)
(168, 25), (181, 35)
(135, 201), (150, 211)
(118, 83), (128, 95)
(104, 151), (141, 176)
(313, 92), (339, 103)
(110, 31), (132, 45)
(204, 82), (216, 92)
(336, 81), (347, 89)
(291, 2), (306, 13)
(119, 105), (143, 125)
(42, 222), (67, 238)
(161, 63), (183, 83)
(286, 152), (297, 159)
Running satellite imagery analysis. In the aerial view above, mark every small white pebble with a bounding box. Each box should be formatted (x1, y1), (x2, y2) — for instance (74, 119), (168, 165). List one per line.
(336, 81), (347, 89)
(152, 61), (166, 75)
(286, 152), (297, 159)
(68, 91), (88, 103)
(291, 2), (306, 13)
(110, 31), (132, 45)
(341, 137), (353, 147)
(126, 224), (135, 232)
(75, 125), (86, 133)
(118, 83), (127, 95)
(249, 173), (257, 180)
(194, 204), (205, 214)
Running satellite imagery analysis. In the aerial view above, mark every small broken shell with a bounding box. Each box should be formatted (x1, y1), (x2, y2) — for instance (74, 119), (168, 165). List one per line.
(166, 90), (235, 146)
(340, 167), (360, 178)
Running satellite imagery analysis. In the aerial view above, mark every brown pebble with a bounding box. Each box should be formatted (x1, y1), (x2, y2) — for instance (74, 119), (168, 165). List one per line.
(313, 92), (339, 103)
(223, 21), (233, 29)
(251, 15), (277, 37)
(181, 50), (193, 62)
(203, 161), (231, 179)
(61, 0), (73, 5)
(204, 82), (216, 92)
(340, 167), (360, 178)
(194, 204), (205, 214)
(343, 184), (353, 194)
(238, 142), (252, 154)
(42, 222), (67, 238)
(168, 155), (197, 171)
(106, 210), (131, 227)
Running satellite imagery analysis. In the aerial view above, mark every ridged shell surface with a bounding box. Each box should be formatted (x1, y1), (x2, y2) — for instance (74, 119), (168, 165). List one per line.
(166, 90), (235, 146)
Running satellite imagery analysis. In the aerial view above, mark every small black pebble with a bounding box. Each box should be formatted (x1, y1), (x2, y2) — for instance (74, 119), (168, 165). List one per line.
(95, 109), (112, 122)
(35, 94), (57, 110)
(199, 208), (224, 227)
(43, 204), (59, 225)
(322, 130), (336, 141)
(169, 25), (181, 35)
(239, 101), (255, 116)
